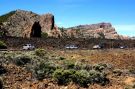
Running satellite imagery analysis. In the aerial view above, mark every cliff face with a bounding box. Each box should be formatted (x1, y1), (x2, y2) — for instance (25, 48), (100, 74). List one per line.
(61, 23), (129, 39)
(0, 10), (61, 38)
(0, 10), (131, 39)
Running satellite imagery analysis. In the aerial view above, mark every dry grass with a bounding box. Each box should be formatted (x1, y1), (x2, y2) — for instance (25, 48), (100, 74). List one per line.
(55, 49), (135, 69)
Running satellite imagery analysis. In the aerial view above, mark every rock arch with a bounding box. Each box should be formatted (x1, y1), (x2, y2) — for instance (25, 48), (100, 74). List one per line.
(30, 22), (41, 37)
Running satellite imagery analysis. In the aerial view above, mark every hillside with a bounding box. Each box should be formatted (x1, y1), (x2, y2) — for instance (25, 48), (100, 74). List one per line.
(0, 10), (132, 39)
(0, 10), (61, 38)
(60, 23), (130, 39)
(0, 11), (16, 23)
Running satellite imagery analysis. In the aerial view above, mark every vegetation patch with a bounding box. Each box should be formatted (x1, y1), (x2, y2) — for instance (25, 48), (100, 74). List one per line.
(113, 69), (123, 76)
(0, 77), (3, 89)
(129, 68), (135, 74)
(0, 11), (15, 23)
(13, 55), (31, 66)
(41, 32), (48, 38)
(93, 63), (107, 72)
(0, 65), (7, 75)
(0, 41), (7, 49)
(53, 69), (75, 85)
(1, 49), (134, 88)
(34, 62), (56, 80)
(35, 48), (47, 57)
(53, 69), (109, 87)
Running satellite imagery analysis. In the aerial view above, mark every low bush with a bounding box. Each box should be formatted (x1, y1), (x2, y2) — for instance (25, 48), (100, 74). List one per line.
(0, 65), (7, 75)
(53, 69), (75, 85)
(59, 57), (65, 60)
(129, 69), (135, 74)
(89, 70), (109, 86)
(82, 64), (92, 71)
(0, 77), (3, 89)
(113, 69), (122, 76)
(133, 83), (135, 88)
(13, 55), (31, 66)
(41, 32), (48, 38)
(73, 70), (90, 87)
(74, 62), (83, 70)
(35, 62), (56, 80)
(53, 69), (109, 87)
(0, 41), (7, 49)
(63, 60), (75, 69)
(35, 48), (46, 57)
(125, 84), (135, 89)
(93, 63), (107, 72)
(74, 62), (92, 71)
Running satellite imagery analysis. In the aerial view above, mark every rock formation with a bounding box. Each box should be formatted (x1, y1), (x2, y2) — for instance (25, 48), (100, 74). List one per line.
(0, 10), (61, 38)
(61, 23), (129, 39)
(0, 10), (131, 39)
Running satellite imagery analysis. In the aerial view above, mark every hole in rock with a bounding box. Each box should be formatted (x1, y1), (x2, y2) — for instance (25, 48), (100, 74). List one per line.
(30, 22), (41, 37)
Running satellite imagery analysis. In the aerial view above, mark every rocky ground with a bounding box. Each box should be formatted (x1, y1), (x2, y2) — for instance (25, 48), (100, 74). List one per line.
(0, 49), (135, 89)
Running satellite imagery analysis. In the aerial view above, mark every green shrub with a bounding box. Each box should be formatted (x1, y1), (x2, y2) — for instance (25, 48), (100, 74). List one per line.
(73, 70), (90, 87)
(82, 64), (92, 71)
(53, 69), (75, 85)
(59, 57), (65, 60)
(0, 65), (7, 75)
(125, 84), (135, 89)
(53, 69), (109, 87)
(13, 55), (31, 66)
(125, 86), (130, 89)
(89, 70), (109, 86)
(129, 69), (135, 74)
(133, 83), (135, 88)
(0, 11), (15, 23)
(113, 69), (122, 76)
(0, 32), (5, 37)
(93, 63), (107, 72)
(74, 62), (92, 71)
(63, 60), (75, 69)
(0, 41), (7, 49)
(41, 32), (48, 38)
(35, 48), (46, 57)
(74, 62), (83, 70)
(35, 62), (56, 80)
(0, 77), (3, 89)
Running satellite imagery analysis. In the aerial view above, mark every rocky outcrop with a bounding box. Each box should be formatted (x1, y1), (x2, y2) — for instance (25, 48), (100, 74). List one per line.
(61, 23), (129, 39)
(0, 10), (132, 39)
(40, 14), (61, 37)
(0, 10), (61, 38)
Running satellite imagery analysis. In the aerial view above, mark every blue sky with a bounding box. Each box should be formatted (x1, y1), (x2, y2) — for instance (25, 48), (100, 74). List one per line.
(0, 0), (135, 36)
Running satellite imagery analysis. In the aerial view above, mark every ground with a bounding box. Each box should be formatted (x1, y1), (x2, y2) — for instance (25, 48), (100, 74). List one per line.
(0, 49), (135, 89)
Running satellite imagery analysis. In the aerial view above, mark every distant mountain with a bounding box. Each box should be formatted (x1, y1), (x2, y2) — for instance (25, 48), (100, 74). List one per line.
(131, 36), (135, 40)
(60, 23), (131, 39)
(0, 10), (61, 38)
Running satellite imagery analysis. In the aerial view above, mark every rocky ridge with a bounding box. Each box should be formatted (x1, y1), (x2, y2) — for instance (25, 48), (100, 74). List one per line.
(0, 10), (61, 38)
(0, 10), (132, 39)
(61, 23), (130, 39)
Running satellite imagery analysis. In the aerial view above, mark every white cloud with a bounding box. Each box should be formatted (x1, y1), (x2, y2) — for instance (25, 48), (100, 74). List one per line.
(114, 25), (135, 36)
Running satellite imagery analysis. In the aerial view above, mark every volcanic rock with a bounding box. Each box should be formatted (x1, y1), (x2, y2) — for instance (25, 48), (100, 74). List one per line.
(0, 10), (61, 38)
(61, 22), (127, 39)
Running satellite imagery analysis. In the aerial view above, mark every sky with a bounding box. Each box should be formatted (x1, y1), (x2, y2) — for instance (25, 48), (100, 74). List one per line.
(0, 0), (135, 36)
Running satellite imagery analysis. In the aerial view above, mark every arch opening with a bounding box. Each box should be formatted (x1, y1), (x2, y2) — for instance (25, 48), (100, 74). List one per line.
(30, 22), (41, 37)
